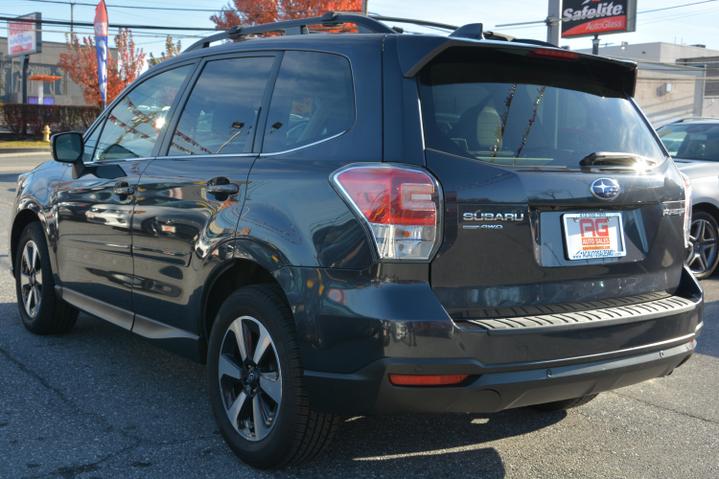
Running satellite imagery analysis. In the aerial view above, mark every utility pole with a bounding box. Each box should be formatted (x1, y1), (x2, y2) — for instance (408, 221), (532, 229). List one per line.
(592, 34), (600, 55)
(70, 2), (74, 32)
(546, 0), (561, 46)
(361, 0), (368, 15)
(21, 55), (29, 104)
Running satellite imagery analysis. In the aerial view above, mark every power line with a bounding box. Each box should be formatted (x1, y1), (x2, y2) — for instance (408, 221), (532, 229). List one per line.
(496, 0), (719, 28)
(0, 24), (203, 39)
(640, 0), (719, 15)
(14, 0), (222, 13)
(0, 12), (204, 37)
(0, 15), (219, 31)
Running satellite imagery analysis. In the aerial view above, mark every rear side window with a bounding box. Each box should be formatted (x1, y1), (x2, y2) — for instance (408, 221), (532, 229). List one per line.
(94, 65), (192, 161)
(419, 51), (665, 170)
(262, 51), (354, 153)
(169, 56), (275, 156)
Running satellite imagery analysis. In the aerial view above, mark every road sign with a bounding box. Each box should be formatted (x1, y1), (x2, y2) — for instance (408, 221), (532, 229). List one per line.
(561, 0), (637, 38)
(8, 12), (42, 57)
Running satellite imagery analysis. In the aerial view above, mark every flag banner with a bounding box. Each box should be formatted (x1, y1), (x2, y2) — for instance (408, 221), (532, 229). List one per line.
(94, 0), (108, 106)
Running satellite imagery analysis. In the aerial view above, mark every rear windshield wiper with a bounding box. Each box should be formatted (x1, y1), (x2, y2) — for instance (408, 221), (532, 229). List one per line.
(579, 152), (656, 170)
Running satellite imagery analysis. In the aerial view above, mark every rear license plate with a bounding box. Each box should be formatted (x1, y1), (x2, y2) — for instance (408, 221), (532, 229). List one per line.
(563, 212), (626, 260)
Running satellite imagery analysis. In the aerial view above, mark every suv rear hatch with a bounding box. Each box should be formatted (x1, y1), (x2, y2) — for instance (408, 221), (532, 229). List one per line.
(413, 42), (687, 320)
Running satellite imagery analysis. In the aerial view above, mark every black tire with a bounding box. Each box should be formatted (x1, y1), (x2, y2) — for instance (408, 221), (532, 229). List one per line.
(207, 284), (340, 469)
(686, 210), (719, 279)
(532, 394), (598, 412)
(14, 222), (78, 335)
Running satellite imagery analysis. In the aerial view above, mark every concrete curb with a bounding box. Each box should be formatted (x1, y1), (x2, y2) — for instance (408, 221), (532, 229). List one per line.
(0, 148), (50, 154)
(0, 151), (51, 158)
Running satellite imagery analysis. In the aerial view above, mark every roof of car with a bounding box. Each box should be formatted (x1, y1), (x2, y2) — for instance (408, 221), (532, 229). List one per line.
(138, 13), (638, 99)
(151, 30), (635, 74)
(143, 13), (636, 73)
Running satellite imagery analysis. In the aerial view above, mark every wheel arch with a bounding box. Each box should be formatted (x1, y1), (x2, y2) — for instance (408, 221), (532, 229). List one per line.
(200, 257), (291, 359)
(693, 202), (719, 221)
(10, 208), (44, 274)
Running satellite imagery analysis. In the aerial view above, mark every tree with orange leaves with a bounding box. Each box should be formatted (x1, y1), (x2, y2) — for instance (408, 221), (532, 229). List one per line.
(57, 29), (145, 107)
(211, 0), (364, 30)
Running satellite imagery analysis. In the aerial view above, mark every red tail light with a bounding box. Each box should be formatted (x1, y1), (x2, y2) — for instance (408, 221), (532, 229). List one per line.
(530, 48), (580, 60)
(331, 164), (442, 260)
(389, 374), (469, 386)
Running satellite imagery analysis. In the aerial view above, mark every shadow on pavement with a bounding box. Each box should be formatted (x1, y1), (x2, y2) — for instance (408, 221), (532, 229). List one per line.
(0, 172), (23, 183)
(0, 300), (569, 478)
(303, 408), (566, 476)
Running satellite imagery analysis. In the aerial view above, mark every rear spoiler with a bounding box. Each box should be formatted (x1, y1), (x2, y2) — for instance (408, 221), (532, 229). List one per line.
(395, 36), (638, 97)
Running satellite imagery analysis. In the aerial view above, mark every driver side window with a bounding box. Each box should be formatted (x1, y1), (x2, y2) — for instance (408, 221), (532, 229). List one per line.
(93, 65), (193, 162)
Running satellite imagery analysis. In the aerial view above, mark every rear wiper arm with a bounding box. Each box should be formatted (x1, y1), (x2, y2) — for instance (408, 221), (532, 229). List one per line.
(579, 151), (655, 169)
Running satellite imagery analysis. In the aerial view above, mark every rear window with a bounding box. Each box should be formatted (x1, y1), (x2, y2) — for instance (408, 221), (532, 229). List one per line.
(418, 52), (665, 170)
(657, 123), (719, 161)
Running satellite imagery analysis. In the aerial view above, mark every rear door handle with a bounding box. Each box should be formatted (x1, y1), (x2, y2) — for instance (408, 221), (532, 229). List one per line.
(113, 182), (135, 196)
(206, 181), (240, 196)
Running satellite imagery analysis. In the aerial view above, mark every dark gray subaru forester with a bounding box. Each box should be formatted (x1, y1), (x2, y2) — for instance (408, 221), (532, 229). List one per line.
(9, 13), (703, 469)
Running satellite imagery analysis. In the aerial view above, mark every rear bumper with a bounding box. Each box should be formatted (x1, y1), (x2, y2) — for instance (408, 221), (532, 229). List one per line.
(305, 337), (697, 414)
(286, 266), (703, 415)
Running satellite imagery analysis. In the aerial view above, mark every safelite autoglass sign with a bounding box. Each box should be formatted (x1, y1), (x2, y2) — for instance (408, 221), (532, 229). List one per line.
(8, 12), (42, 57)
(561, 0), (637, 38)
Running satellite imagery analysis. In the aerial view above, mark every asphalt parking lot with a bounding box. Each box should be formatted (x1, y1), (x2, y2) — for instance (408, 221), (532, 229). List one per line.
(0, 153), (718, 478)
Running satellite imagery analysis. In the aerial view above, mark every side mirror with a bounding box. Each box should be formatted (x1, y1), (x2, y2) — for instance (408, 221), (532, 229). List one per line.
(51, 132), (84, 163)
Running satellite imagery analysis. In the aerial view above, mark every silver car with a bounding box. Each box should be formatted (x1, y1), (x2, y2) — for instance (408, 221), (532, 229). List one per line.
(658, 118), (719, 278)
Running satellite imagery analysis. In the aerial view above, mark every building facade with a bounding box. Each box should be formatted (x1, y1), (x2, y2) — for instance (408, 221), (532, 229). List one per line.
(580, 42), (719, 126)
(0, 37), (108, 106)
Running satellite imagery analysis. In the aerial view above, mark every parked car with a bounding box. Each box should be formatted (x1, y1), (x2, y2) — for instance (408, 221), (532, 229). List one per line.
(658, 118), (719, 278)
(10, 13), (702, 469)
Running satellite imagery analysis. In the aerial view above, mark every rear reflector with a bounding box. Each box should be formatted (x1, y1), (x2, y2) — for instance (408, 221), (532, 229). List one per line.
(331, 164), (442, 260)
(388, 374), (468, 386)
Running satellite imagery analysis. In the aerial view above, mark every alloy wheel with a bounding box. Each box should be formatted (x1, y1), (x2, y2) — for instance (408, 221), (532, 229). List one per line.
(19, 240), (43, 318)
(687, 217), (719, 276)
(218, 315), (282, 442)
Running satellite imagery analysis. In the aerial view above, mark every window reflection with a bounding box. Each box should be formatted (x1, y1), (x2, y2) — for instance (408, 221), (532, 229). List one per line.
(169, 57), (274, 156)
(94, 65), (192, 161)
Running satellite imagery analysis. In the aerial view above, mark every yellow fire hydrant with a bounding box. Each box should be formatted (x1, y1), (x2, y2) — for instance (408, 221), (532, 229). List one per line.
(42, 125), (51, 143)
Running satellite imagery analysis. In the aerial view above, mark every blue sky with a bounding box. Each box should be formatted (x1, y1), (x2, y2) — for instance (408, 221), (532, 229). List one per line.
(2, 0), (719, 58)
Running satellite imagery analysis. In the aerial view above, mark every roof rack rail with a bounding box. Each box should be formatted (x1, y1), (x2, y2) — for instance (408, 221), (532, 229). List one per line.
(367, 14), (458, 32)
(186, 12), (394, 52)
(185, 12), (568, 54)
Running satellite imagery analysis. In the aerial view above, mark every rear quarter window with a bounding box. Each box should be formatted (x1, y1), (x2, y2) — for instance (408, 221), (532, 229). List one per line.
(262, 51), (354, 153)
